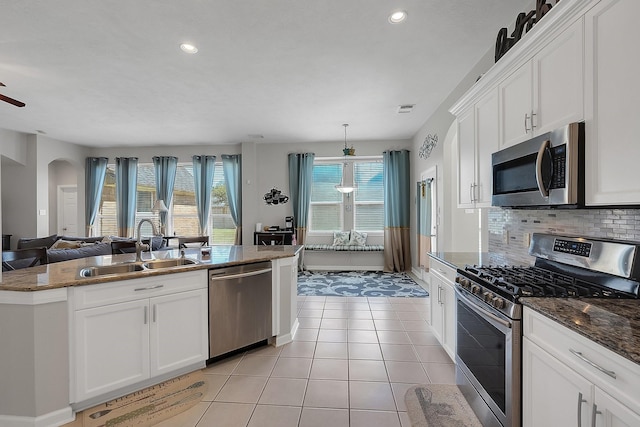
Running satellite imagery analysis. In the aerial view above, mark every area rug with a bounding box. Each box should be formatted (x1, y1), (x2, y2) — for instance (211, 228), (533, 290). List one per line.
(405, 384), (482, 427)
(297, 270), (428, 297)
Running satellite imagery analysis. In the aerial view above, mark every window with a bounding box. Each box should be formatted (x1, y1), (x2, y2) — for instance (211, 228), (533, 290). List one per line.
(309, 158), (383, 234)
(309, 162), (343, 231)
(169, 163), (235, 244)
(96, 161), (235, 244)
(353, 161), (384, 231)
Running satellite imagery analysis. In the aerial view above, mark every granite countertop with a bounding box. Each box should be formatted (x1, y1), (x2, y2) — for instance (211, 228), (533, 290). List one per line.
(0, 245), (303, 292)
(521, 298), (640, 366)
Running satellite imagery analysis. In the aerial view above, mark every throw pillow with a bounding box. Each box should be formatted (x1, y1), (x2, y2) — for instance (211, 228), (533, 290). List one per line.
(332, 231), (350, 246)
(348, 230), (368, 246)
(50, 239), (83, 249)
(17, 234), (58, 249)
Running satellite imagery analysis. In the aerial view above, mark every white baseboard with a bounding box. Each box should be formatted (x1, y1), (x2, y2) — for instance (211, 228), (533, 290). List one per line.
(275, 318), (299, 346)
(0, 406), (74, 427)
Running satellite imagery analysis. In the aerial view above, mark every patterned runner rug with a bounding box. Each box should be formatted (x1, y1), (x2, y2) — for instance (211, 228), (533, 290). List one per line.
(404, 384), (482, 427)
(297, 270), (429, 297)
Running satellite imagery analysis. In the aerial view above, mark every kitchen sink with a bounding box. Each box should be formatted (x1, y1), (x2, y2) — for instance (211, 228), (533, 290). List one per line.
(142, 258), (198, 269)
(79, 262), (145, 277)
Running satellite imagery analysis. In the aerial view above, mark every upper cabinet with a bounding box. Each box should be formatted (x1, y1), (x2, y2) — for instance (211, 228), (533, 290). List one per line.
(451, 0), (640, 207)
(457, 89), (499, 208)
(584, 0), (640, 205)
(500, 18), (584, 149)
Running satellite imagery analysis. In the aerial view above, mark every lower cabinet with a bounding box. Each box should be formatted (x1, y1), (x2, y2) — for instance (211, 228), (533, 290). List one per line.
(70, 270), (208, 403)
(523, 307), (640, 427)
(428, 257), (456, 361)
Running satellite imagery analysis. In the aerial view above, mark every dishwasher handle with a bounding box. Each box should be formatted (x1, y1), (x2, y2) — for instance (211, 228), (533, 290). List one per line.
(210, 267), (272, 281)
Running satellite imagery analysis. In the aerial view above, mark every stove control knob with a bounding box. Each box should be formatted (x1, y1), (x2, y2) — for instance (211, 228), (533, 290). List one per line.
(492, 297), (505, 309)
(471, 285), (481, 295)
(483, 292), (493, 303)
(460, 278), (471, 289)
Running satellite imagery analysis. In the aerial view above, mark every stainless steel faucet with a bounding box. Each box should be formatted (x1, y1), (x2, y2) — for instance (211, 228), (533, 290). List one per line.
(135, 219), (159, 262)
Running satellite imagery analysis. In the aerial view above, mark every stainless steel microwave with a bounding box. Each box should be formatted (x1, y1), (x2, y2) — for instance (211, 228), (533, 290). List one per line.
(491, 122), (584, 207)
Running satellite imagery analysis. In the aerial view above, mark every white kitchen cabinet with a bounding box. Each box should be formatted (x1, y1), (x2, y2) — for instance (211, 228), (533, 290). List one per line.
(456, 88), (498, 208)
(74, 299), (150, 401)
(523, 307), (640, 427)
(149, 288), (208, 377)
(70, 270), (208, 403)
(584, 0), (640, 205)
(500, 18), (584, 149)
(428, 256), (456, 361)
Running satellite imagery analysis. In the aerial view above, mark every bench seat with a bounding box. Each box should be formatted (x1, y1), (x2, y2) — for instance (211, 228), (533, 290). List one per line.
(302, 244), (384, 271)
(304, 244), (384, 251)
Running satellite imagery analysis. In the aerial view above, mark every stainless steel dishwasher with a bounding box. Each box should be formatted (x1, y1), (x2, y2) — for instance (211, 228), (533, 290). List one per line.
(209, 261), (273, 358)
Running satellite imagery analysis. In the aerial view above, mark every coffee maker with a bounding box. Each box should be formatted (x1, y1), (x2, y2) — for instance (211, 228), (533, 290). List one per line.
(284, 216), (295, 232)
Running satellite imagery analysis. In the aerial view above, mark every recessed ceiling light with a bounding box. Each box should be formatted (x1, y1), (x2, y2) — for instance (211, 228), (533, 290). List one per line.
(180, 43), (198, 54)
(388, 10), (408, 24)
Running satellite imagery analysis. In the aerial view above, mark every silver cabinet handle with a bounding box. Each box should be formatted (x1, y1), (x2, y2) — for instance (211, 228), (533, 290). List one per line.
(153, 304), (157, 323)
(134, 284), (164, 291)
(591, 403), (601, 427)
(144, 306), (148, 325)
(437, 285), (443, 304)
(570, 348), (617, 379)
(531, 111), (537, 130)
(524, 113), (531, 132)
(469, 183), (474, 203)
(577, 392), (587, 427)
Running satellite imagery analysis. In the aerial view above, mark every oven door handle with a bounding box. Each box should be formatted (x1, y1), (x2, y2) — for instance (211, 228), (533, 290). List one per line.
(456, 288), (512, 329)
(535, 139), (552, 198)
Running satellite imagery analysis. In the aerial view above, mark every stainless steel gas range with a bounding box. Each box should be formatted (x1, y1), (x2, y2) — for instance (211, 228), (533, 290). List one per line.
(454, 233), (640, 427)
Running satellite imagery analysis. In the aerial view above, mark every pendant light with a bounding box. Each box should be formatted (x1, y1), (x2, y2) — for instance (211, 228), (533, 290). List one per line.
(335, 124), (357, 194)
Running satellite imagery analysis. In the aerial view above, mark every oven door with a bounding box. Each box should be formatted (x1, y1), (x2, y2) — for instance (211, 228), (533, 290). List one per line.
(455, 287), (521, 427)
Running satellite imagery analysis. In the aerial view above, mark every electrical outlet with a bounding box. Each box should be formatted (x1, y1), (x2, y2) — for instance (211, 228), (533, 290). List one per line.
(503, 231), (509, 244)
(523, 233), (531, 248)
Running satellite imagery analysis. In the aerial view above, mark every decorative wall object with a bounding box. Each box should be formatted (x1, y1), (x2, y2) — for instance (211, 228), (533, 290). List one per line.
(495, 0), (558, 62)
(263, 188), (289, 205)
(419, 134), (438, 159)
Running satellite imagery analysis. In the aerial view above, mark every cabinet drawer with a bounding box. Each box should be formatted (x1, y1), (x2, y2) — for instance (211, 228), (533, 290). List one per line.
(523, 307), (640, 412)
(71, 270), (207, 310)
(428, 256), (456, 283)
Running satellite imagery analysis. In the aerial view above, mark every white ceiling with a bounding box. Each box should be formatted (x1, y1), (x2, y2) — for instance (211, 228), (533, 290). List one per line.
(0, 0), (530, 147)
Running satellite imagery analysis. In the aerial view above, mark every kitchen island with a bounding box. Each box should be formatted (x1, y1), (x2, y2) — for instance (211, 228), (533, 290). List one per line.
(0, 245), (302, 427)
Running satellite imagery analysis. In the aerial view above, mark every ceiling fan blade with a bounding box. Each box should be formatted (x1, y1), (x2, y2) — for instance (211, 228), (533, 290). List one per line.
(0, 93), (26, 107)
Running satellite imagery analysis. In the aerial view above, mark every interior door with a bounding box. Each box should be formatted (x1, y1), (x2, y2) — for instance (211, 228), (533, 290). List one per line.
(58, 185), (78, 235)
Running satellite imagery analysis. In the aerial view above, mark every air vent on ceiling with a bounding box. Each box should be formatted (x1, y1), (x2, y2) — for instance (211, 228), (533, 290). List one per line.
(397, 104), (415, 114)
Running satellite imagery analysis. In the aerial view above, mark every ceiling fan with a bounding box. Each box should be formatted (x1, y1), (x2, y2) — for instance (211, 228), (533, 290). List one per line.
(0, 82), (26, 107)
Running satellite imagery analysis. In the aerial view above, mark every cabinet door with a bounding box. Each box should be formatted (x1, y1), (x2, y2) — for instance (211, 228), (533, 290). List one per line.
(585, 0), (640, 205)
(150, 289), (208, 377)
(475, 89), (499, 206)
(500, 61), (533, 148)
(440, 280), (456, 360)
(457, 109), (476, 208)
(429, 273), (445, 343)
(523, 338), (593, 427)
(74, 300), (150, 401)
(594, 387), (640, 427)
(533, 18), (584, 135)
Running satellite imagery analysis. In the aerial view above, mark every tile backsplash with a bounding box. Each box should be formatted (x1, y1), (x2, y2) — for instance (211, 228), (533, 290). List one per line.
(487, 208), (640, 265)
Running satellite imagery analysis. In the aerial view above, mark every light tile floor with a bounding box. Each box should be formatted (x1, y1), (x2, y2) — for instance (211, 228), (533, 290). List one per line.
(157, 295), (455, 427)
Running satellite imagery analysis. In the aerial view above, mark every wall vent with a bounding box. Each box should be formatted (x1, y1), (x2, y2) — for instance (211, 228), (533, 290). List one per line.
(397, 104), (415, 113)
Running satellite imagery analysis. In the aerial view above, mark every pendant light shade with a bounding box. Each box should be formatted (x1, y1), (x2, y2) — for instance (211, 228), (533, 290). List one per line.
(335, 124), (357, 194)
